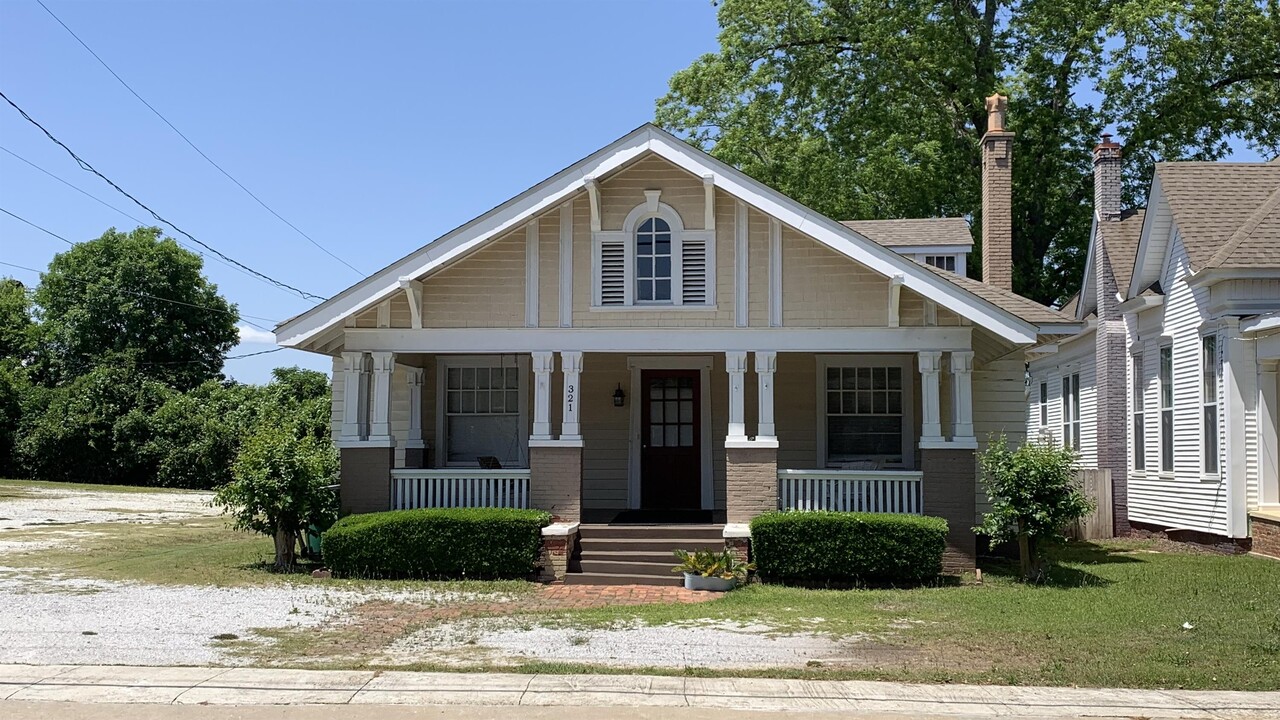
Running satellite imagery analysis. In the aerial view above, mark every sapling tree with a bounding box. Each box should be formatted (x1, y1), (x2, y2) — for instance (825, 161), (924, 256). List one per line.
(214, 424), (338, 570)
(976, 435), (1092, 582)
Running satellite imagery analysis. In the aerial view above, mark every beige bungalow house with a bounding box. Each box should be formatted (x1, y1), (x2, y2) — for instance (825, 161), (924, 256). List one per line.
(277, 96), (1079, 584)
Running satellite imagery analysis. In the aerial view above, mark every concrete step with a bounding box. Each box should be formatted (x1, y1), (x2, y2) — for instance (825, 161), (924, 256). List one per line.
(578, 524), (724, 541)
(577, 559), (677, 577)
(578, 550), (686, 564)
(578, 537), (724, 554)
(563, 572), (686, 587)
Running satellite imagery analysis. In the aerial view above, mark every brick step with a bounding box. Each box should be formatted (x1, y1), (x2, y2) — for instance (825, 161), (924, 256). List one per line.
(578, 538), (724, 554)
(577, 559), (678, 577)
(577, 550), (686, 565)
(578, 524), (724, 541)
(563, 572), (685, 587)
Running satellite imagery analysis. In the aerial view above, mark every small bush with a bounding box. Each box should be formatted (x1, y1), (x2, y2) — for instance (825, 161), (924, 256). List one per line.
(750, 511), (948, 584)
(321, 507), (552, 579)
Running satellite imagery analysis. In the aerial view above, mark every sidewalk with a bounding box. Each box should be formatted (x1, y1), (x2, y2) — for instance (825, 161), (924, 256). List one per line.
(3, 664), (1279, 718)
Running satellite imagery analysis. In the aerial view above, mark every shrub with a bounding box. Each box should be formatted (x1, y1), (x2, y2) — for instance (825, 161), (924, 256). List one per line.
(321, 507), (552, 579)
(750, 511), (948, 584)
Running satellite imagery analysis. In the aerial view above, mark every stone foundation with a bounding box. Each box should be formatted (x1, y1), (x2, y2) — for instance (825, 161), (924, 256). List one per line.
(536, 523), (580, 583)
(529, 444), (582, 522)
(920, 447), (978, 573)
(338, 446), (394, 514)
(726, 445), (778, 523)
(1130, 520), (1252, 554)
(1251, 513), (1280, 559)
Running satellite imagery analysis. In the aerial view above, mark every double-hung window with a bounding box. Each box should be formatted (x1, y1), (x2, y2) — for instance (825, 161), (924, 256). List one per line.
(634, 218), (672, 302)
(819, 357), (914, 469)
(1132, 352), (1145, 471)
(1061, 373), (1081, 450)
(439, 357), (528, 467)
(1039, 382), (1048, 428)
(1159, 344), (1174, 473)
(1202, 335), (1219, 474)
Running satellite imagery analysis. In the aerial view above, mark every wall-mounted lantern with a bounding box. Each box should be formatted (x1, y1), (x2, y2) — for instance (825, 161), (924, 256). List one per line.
(612, 384), (626, 407)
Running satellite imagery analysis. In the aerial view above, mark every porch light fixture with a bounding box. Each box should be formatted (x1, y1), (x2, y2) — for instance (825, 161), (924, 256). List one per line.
(612, 384), (626, 407)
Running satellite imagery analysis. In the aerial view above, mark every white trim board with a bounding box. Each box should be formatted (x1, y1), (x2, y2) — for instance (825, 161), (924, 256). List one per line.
(276, 124), (1054, 349)
(625, 355), (715, 511)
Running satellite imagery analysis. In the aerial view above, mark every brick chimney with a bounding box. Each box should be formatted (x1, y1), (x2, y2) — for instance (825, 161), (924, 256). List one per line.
(981, 94), (1014, 291)
(1093, 133), (1123, 222)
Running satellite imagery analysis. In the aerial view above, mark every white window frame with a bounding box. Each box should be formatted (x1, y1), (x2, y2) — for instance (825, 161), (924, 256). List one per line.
(815, 355), (916, 470)
(1038, 381), (1048, 428)
(1200, 333), (1220, 478)
(1158, 342), (1174, 475)
(1132, 350), (1145, 473)
(924, 254), (957, 273)
(434, 355), (530, 468)
(1062, 372), (1081, 450)
(591, 200), (716, 310)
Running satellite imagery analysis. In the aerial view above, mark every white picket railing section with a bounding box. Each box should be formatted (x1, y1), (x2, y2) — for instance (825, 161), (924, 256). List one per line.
(390, 470), (531, 510)
(778, 469), (923, 514)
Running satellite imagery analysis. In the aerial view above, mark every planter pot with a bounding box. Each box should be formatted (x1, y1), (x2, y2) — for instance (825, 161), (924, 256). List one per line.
(683, 572), (737, 592)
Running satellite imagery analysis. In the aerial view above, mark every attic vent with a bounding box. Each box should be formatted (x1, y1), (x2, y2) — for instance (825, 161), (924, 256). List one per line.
(682, 237), (708, 304)
(598, 235), (627, 306)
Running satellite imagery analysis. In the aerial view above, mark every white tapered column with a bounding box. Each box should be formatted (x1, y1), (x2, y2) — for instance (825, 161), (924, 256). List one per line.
(950, 351), (975, 440)
(532, 351), (554, 440)
(561, 351), (583, 441)
(404, 367), (425, 449)
(340, 352), (365, 441)
(756, 351), (777, 441)
(369, 351), (396, 441)
(918, 351), (943, 443)
(726, 351), (748, 442)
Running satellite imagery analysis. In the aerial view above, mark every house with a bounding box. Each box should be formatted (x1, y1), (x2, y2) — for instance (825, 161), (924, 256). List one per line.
(277, 96), (1080, 583)
(1027, 146), (1280, 556)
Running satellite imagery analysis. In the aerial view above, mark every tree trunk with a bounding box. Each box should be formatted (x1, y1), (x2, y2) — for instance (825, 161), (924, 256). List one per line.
(1017, 533), (1032, 581)
(273, 528), (296, 572)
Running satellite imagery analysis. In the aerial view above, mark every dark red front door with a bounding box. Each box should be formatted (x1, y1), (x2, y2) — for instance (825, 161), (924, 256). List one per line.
(640, 370), (701, 509)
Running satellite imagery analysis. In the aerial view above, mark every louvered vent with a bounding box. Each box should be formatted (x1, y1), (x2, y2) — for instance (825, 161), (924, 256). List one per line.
(599, 238), (626, 305)
(682, 238), (708, 304)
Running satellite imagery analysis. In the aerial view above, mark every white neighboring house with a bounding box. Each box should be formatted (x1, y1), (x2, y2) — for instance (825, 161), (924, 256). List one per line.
(1029, 148), (1280, 554)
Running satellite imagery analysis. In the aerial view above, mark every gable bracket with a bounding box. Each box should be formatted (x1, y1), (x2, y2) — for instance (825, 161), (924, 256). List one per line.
(888, 274), (904, 328)
(584, 177), (601, 232)
(398, 277), (423, 329)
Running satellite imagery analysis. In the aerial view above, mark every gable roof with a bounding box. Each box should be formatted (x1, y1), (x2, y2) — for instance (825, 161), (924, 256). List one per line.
(922, 264), (1074, 325)
(1077, 209), (1145, 319)
(839, 218), (972, 248)
(276, 123), (1074, 349)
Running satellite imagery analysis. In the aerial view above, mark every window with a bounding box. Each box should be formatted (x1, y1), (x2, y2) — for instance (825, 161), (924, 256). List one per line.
(1132, 353), (1145, 472)
(1061, 373), (1080, 450)
(1039, 382), (1048, 427)
(925, 255), (957, 272)
(819, 357), (914, 468)
(1159, 344), (1174, 473)
(634, 217), (672, 302)
(1202, 335), (1219, 474)
(439, 358), (527, 467)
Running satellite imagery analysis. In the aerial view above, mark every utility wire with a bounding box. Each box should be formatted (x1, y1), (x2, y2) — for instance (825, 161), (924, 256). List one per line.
(0, 89), (326, 302)
(35, 0), (364, 276)
(0, 230), (280, 331)
(0, 143), (310, 299)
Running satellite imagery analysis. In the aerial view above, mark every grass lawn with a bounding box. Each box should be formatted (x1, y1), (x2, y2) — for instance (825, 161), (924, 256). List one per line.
(0, 478), (205, 496)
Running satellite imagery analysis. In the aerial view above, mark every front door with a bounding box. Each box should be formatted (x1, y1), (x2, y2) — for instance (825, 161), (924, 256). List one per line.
(640, 369), (701, 509)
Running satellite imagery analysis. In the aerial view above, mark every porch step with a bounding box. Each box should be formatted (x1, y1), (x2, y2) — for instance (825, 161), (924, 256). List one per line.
(564, 572), (685, 587)
(578, 550), (689, 565)
(578, 537), (725, 554)
(578, 559), (676, 577)
(577, 524), (724, 541)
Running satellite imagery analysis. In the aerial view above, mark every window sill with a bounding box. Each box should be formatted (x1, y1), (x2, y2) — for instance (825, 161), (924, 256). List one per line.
(1200, 473), (1223, 483)
(590, 304), (718, 313)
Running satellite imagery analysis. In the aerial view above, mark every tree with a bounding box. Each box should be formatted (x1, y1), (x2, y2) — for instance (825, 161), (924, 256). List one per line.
(33, 226), (239, 391)
(976, 435), (1092, 582)
(657, 0), (1279, 306)
(0, 278), (35, 362)
(213, 424), (339, 570)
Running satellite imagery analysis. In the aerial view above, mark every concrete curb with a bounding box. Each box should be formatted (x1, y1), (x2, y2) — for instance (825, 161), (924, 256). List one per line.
(2, 664), (1279, 718)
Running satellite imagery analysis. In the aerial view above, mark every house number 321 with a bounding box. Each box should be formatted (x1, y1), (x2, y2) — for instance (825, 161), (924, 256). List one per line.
(566, 384), (575, 412)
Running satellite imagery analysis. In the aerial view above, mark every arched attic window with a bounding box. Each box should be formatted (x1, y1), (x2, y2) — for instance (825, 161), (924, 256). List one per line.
(635, 216), (673, 302)
(594, 196), (714, 307)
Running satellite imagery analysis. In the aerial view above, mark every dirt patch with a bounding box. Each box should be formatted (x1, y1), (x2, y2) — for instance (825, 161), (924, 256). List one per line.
(0, 484), (217, 531)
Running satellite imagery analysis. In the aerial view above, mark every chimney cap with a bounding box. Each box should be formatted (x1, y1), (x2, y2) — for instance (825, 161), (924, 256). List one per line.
(985, 94), (1009, 133)
(1095, 132), (1122, 151)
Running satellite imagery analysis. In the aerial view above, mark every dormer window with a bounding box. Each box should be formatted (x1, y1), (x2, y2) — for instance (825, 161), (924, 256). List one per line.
(925, 255), (957, 273)
(635, 217), (673, 302)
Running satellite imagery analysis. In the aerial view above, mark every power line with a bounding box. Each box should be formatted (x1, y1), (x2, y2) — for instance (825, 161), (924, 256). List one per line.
(0, 234), (280, 331)
(228, 347), (285, 360)
(35, 0), (364, 276)
(0, 89), (326, 303)
(0, 143), (312, 299)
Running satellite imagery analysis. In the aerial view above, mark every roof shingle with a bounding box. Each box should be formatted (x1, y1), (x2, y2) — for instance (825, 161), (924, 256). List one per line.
(1155, 163), (1280, 270)
(840, 218), (972, 247)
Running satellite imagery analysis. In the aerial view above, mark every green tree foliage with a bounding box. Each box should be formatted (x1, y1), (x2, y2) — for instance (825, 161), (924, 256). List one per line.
(976, 435), (1093, 582)
(0, 361), (30, 476)
(0, 278), (35, 362)
(33, 226), (239, 390)
(657, 0), (1279, 305)
(214, 423), (339, 570)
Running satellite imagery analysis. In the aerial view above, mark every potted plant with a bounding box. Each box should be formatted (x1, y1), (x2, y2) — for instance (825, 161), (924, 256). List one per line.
(671, 549), (754, 591)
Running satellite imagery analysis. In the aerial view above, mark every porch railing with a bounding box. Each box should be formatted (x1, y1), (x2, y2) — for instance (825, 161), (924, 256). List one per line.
(777, 469), (923, 514)
(390, 469), (531, 510)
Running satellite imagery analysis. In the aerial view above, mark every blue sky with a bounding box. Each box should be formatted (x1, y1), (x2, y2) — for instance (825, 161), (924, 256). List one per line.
(0, 0), (721, 382)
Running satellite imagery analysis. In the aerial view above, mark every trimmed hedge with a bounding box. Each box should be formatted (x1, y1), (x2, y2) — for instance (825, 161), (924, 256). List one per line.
(321, 507), (551, 579)
(750, 511), (948, 584)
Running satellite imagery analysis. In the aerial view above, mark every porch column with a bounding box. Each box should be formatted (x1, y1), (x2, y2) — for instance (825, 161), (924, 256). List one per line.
(403, 366), (426, 468)
(1260, 360), (1278, 507)
(532, 351), (554, 440)
(340, 351), (365, 441)
(755, 351), (777, 441)
(1222, 318), (1252, 538)
(726, 351), (748, 442)
(950, 351), (975, 440)
(560, 351), (583, 441)
(918, 351), (944, 443)
(369, 351), (395, 442)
